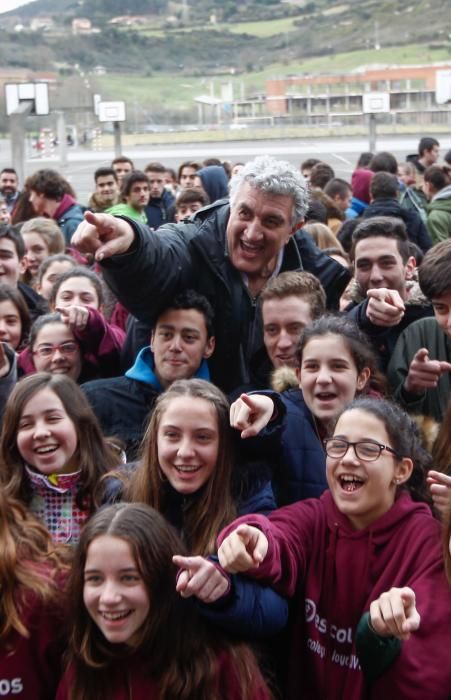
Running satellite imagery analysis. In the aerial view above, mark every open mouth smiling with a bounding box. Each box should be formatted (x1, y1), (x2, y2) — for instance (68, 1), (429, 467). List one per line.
(338, 474), (365, 493)
(100, 610), (132, 621)
(174, 465), (201, 474)
(315, 392), (337, 402)
(34, 444), (59, 455)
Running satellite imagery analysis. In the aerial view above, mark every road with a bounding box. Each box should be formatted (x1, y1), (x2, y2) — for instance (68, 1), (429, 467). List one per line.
(1, 134), (450, 204)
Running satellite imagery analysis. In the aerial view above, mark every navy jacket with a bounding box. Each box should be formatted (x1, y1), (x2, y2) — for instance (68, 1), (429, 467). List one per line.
(82, 346), (210, 459)
(144, 189), (175, 230)
(240, 388), (327, 507)
(362, 198), (432, 251)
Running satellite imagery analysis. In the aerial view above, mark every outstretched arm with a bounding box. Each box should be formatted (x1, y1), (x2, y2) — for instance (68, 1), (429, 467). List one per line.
(230, 393), (276, 438)
(218, 524), (269, 574)
(356, 587), (420, 685)
(173, 554), (288, 638)
(369, 587), (420, 641)
(71, 211), (135, 261)
(427, 470), (451, 517)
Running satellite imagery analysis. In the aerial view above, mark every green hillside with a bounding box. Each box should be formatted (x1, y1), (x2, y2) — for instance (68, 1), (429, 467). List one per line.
(0, 0), (449, 126)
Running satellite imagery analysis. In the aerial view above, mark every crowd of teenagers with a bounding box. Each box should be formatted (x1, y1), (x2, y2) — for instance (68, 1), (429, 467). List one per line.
(0, 138), (451, 699)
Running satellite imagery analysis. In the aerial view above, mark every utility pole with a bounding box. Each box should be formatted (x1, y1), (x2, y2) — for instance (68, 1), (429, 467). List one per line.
(181, 0), (189, 23)
(374, 21), (380, 50)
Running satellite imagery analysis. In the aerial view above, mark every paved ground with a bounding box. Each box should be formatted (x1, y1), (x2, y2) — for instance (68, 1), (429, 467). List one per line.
(2, 134), (451, 204)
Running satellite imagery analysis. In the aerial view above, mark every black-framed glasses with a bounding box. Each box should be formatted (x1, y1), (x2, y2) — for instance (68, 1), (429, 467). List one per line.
(323, 438), (400, 462)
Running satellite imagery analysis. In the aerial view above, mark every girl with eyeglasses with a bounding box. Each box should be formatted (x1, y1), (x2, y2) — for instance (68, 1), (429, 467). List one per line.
(215, 397), (451, 699)
(230, 315), (381, 506)
(19, 310), (121, 384)
(0, 373), (119, 544)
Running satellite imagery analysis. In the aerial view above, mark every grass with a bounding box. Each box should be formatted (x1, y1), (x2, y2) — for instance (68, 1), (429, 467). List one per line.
(94, 73), (204, 109)
(125, 15), (300, 38)
(94, 42), (451, 112)
(217, 16), (300, 37)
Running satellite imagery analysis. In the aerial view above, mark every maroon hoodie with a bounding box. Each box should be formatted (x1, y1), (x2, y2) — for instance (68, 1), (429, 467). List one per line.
(57, 650), (270, 699)
(0, 588), (64, 699)
(218, 491), (451, 700)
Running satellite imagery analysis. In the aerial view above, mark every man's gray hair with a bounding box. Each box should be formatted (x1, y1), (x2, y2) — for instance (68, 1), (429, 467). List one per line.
(229, 155), (309, 227)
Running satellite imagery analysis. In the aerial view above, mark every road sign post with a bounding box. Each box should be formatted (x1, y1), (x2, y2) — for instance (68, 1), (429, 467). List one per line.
(362, 92), (390, 152)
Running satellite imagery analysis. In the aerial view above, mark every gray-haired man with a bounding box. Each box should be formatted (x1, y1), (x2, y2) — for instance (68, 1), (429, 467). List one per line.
(72, 156), (349, 392)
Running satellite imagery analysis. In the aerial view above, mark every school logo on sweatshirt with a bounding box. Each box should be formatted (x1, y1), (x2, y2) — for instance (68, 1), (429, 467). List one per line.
(0, 678), (23, 695)
(304, 599), (361, 670)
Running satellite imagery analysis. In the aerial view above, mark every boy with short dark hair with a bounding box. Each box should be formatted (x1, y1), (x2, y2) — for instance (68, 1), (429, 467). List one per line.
(175, 187), (209, 222)
(387, 239), (451, 422)
(82, 290), (216, 459)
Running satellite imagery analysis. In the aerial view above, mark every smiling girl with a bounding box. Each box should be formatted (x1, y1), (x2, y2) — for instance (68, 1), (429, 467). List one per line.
(35, 254), (77, 301)
(0, 373), (119, 543)
(48, 266), (125, 378)
(57, 503), (271, 700)
(217, 398), (451, 699)
(110, 378), (274, 556)
(19, 302), (124, 383)
(20, 218), (65, 286)
(0, 283), (30, 351)
(230, 315), (379, 505)
(19, 313), (87, 382)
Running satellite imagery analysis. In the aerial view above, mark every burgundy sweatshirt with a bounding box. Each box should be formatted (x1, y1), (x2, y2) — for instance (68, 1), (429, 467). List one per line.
(218, 491), (451, 700)
(57, 649), (270, 699)
(0, 588), (64, 699)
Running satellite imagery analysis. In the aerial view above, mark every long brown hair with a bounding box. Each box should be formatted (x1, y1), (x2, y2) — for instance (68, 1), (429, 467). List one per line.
(127, 379), (236, 555)
(0, 373), (119, 511)
(66, 503), (269, 700)
(0, 489), (68, 643)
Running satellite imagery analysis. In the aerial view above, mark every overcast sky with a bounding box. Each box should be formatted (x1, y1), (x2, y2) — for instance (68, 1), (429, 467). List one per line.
(0, 0), (38, 13)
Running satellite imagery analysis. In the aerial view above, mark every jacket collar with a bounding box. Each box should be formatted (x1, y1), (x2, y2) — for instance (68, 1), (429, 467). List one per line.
(125, 346), (210, 390)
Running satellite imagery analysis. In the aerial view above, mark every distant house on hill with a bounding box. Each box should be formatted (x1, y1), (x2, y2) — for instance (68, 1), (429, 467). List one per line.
(30, 16), (54, 31)
(72, 18), (92, 34)
(109, 15), (153, 26)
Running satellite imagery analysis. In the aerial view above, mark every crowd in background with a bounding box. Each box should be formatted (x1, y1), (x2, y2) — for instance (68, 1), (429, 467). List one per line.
(0, 136), (450, 699)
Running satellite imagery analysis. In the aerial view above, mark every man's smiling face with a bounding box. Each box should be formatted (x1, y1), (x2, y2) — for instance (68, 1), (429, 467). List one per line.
(226, 182), (295, 289)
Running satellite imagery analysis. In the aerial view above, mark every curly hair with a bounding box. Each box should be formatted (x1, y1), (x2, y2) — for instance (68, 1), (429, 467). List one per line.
(229, 155), (309, 226)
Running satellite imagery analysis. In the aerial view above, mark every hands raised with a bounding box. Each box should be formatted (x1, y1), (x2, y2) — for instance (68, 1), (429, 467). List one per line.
(366, 288), (405, 327)
(369, 586), (420, 641)
(71, 211), (135, 262)
(404, 348), (451, 395)
(0, 342), (11, 378)
(229, 393), (275, 438)
(427, 470), (451, 516)
(173, 555), (230, 603)
(56, 305), (90, 331)
(218, 524), (268, 574)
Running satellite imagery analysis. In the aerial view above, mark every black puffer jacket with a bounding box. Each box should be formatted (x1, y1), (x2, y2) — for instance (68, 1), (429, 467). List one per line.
(102, 201), (350, 393)
(363, 197), (432, 251)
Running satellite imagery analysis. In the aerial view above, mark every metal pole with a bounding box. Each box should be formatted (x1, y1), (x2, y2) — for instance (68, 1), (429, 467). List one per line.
(113, 121), (122, 157)
(57, 111), (68, 167)
(9, 101), (33, 186)
(368, 113), (377, 151)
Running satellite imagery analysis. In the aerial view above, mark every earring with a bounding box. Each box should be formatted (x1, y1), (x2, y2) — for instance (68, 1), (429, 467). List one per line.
(393, 477), (401, 485)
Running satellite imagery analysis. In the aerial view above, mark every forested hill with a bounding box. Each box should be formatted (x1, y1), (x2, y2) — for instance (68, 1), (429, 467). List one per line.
(0, 0), (449, 74)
